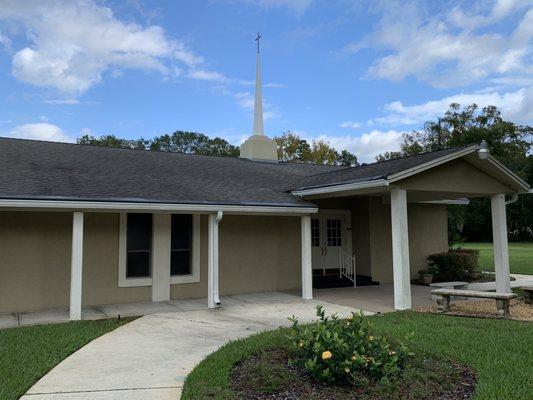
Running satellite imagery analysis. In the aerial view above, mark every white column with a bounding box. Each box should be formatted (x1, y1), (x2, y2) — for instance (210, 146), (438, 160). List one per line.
(151, 214), (171, 302)
(491, 194), (511, 293)
(390, 188), (412, 310)
(208, 212), (223, 308)
(301, 215), (313, 300)
(70, 212), (84, 321)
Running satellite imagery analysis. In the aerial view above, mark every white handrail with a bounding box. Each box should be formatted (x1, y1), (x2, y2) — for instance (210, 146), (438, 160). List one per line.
(339, 248), (356, 287)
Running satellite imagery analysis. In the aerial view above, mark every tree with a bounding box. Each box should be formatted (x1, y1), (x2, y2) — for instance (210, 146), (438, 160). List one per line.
(150, 131), (239, 157)
(274, 131), (358, 166)
(77, 134), (149, 150)
(78, 130), (358, 166)
(376, 103), (533, 242)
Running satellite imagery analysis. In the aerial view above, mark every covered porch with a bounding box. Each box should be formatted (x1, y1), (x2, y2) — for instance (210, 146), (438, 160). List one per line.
(297, 144), (531, 310)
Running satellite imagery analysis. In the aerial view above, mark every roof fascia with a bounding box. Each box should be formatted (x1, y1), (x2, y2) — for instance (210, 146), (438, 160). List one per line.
(292, 178), (389, 197)
(483, 155), (531, 192)
(0, 199), (318, 215)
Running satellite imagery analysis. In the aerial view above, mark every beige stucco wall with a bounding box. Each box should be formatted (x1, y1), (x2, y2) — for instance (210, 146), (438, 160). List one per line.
(369, 199), (449, 284)
(0, 212), (302, 313)
(398, 158), (514, 195)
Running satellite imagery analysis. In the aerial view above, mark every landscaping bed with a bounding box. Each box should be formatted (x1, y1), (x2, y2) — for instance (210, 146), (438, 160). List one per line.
(230, 348), (476, 400)
(181, 312), (533, 400)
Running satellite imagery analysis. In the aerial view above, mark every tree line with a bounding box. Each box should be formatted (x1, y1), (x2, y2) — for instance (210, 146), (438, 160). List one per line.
(78, 103), (532, 242)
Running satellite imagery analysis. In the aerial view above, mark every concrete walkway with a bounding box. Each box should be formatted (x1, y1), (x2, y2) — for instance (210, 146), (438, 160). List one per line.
(21, 292), (364, 400)
(468, 273), (533, 291)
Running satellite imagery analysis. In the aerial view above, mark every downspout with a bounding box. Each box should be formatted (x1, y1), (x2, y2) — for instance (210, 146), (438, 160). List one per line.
(213, 210), (223, 306)
(505, 194), (518, 205)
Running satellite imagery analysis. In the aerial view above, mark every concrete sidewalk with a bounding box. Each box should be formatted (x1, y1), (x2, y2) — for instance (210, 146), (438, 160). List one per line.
(20, 292), (364, 400)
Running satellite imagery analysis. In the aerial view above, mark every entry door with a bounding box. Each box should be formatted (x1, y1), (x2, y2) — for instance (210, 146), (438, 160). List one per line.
(311, 214), (345, 271)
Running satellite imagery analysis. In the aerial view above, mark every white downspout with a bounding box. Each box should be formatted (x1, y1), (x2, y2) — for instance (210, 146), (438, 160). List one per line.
(208, 211), (223, 308)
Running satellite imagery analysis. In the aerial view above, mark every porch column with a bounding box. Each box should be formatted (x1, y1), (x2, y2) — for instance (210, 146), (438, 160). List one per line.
(301, 215), (313, 300)
(208, 211), (223, 308)
(152, 214), (171, 302)
(70, 212), (84, 321)
(390, 188), (412, 310)
(491, 194), (511, 293)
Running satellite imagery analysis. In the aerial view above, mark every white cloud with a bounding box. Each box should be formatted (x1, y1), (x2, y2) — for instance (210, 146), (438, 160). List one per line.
(315, 130), (403, 163)
(370, 88), (532, 126)
(0, 0), (203, 93)
(351, 1), (533, 88)
(5, 123), (73, 142)
(221, 0), (313, 15)
(339, 121), (362, 129)
(187, 69), (229, 83)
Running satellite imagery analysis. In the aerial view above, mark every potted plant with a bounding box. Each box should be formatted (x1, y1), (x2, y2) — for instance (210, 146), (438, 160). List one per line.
(418, 265), (438, 285)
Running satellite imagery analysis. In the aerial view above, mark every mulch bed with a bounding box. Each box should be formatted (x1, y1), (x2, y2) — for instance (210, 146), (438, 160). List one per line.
(229, 349), (477, 400)
(417, 298), (533, 321)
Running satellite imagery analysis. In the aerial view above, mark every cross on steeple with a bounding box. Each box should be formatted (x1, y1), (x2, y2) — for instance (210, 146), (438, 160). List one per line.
(255, 32), (262, 54)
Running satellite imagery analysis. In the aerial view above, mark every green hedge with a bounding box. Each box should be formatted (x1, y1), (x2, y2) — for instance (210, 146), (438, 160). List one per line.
(427, 249), (480, 281)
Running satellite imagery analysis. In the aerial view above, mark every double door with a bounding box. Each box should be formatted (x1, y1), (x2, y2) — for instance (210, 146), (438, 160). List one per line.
(311, 214), (346, 271)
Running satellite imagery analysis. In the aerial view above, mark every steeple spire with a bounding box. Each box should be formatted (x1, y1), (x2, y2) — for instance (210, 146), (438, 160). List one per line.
(239, 33), (278, 162)
(253, 33), (264, 136)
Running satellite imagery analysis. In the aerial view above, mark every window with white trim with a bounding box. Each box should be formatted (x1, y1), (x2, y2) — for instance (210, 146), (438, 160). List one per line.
(118, 213), (201, 287)
(171, 214), (192, 276)
(126, 213), (152, 278)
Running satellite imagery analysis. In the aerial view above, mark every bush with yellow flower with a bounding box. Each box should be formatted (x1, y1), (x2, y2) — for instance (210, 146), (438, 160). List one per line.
(288, 305), (412, 386)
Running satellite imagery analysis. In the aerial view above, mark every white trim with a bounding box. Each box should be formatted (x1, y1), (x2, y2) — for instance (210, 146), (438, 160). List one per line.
(387, 146), (478, 182)
(118, 213), (152, 287)
(420, 199), (470, 205)
(69, 212), (84, 321)
(151, 214), (171, 302)
(485, 156), (530, 192)
(0, 199), (317, 215)
(292, 179), (389, 197)
(171, 214), (201, 284)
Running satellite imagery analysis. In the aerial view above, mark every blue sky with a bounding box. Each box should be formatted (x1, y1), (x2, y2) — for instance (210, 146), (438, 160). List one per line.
(0, 0), (532, 162)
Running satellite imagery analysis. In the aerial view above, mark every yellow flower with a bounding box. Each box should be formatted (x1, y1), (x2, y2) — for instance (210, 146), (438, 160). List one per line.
(347, 315), (353, 321)
(345, 368), (350, 373)
(351, 355), (356, 361)
(369, 336), (374, 341)
(389, 350), (396, 355)
(322, 351), (332, 360)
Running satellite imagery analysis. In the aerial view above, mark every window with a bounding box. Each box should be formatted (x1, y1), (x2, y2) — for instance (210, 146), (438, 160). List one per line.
(126, 213), (152, 278)
(311, 218), (320, 247)
(171, 214), (192, 276)
(326, 218), (342, 247)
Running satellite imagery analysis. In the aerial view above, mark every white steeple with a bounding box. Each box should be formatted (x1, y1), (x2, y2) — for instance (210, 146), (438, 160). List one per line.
(240, 33), (278, 162)
(253, 41), (264, 135)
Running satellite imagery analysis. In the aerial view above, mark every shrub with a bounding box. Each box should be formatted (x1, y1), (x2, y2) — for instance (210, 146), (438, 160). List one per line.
(427, 249), (480, 281)
(287, 306), (412, 386)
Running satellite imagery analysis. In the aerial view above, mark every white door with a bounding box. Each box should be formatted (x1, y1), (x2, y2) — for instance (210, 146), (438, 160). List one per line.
(311, 214), (346, 271)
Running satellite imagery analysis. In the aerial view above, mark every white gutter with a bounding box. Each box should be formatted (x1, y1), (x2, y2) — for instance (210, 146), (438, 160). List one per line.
(0, 199), (317, 215)
(291, 178), (389, 197)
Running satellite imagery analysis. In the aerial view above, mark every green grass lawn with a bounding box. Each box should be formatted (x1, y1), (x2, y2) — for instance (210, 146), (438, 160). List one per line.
(458, 242), (533, 275)
(0, 318), (131, 400)
(181, 312), (533, 400)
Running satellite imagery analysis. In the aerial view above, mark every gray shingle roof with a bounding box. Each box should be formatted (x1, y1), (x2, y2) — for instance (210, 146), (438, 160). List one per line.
(0, 137), (473, 207)
(294, 146), (473, 190)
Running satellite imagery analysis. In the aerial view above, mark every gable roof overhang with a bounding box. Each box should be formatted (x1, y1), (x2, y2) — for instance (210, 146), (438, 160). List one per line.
(292, 145), (530, 200)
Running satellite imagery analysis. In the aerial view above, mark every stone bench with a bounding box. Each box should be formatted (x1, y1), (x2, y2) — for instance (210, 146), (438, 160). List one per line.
(430, 281), (469, 300)
(431, 288), (517, 317)
(521, 286), (533, 305)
